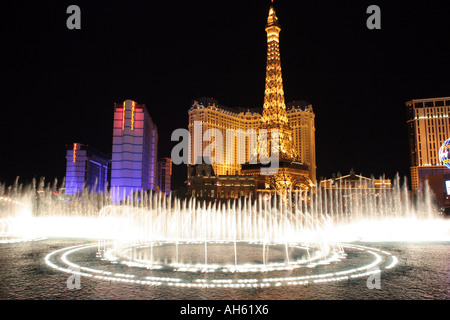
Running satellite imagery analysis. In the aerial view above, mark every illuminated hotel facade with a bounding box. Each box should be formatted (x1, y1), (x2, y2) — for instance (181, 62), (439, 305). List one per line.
(406, 97), (450, 190)
(188, 99), (316, 184)
(320, 171), (392, 192)
(188, 98), (261, 177)
(286, 101), (316, 183)
(187, 161), (257, 200)
(188, 5), (316, 187)
(65, 143), (110, 195)
(111, 100), (158, 201)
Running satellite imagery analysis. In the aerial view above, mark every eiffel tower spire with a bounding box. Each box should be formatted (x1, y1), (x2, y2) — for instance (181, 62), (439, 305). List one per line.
(242, 2), (315, 190)
(261, 3), (298, 161)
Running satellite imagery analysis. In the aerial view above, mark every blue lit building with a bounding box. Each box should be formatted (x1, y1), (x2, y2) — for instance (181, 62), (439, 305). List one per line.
(111, 100), (158, 202)
(65, 143), (110, 195)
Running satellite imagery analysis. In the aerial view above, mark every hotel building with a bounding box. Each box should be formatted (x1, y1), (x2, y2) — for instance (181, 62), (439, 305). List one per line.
(187, 4), (317, 187)
(65, 143), (110, 195)
(187, 161), (257, 200)
(188, 98), (316, 185)
(320, 171), (392, 193)
(406, 97), (450, 190)
(188, 97), (261, 177)
(157, 157), (172, 196)
(111, 100), (158, 201)
(286, 101), (316, 183)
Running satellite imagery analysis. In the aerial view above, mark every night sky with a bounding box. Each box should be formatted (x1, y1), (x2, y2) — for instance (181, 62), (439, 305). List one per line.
(2, 0), (449, 189)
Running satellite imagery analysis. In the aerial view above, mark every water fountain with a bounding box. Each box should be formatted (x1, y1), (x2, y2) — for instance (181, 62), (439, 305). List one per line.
(1, 175), (449, 289)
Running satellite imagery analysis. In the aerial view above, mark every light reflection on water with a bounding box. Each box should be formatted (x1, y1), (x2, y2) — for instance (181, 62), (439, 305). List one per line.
(0, 239), (448, 300)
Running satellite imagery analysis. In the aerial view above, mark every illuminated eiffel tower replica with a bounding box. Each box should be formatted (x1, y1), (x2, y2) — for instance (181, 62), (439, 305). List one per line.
(242, 3), (314, 193)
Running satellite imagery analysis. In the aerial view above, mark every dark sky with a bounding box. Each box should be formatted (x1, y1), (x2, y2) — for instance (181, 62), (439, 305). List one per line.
(1, 0), (449, 189)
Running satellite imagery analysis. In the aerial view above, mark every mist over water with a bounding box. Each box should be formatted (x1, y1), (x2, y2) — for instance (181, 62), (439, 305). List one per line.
(1, 175), (448, 243)
(0, 176), (449, 299)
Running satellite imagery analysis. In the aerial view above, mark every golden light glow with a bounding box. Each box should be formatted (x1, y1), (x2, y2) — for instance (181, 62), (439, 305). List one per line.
(259, 5), (298, 162)
(122, 102), (126, 131)
(131, 101), (135, 131)
(73, 143), (77, 163)
(188, 5), (317, 184)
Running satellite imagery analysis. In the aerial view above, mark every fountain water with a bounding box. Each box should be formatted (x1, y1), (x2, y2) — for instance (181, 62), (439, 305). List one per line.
(1, 176), (449, 287)
(95, 192), (335, 271)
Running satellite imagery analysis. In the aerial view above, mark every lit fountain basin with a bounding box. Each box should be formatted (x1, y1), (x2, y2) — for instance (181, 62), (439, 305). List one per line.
(109, 241), (333, 273)
(1, 176), (449, 289)
(45, 242), (397, 288)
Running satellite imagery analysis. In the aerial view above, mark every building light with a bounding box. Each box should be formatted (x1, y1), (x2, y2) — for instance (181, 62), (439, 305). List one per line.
(122, 101), (126, 131)
(131, 101), (135, 131)
(73, 143), (78, 163)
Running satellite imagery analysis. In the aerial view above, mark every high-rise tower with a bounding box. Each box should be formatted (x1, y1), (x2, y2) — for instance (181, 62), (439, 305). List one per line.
(242, 3), (313, 191)
(260, 4), (298, 161)
(188, 3), (316, 193)
(406, 97), (450, 190)
(111, 100), (158, 202)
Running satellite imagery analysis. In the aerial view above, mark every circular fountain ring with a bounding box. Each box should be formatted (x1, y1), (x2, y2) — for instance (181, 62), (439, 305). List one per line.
(45, 242), (398, 288)
(111, 240), (330, 273)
